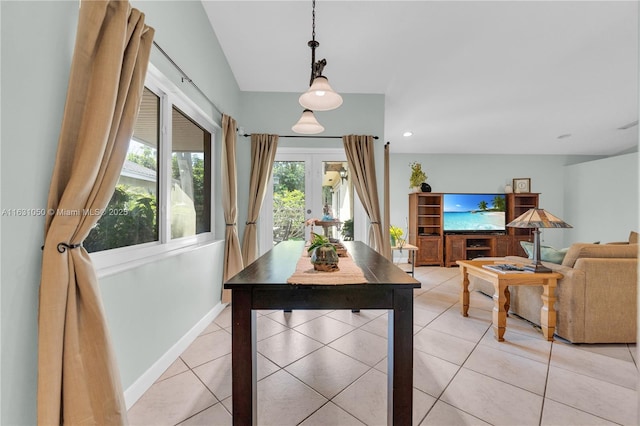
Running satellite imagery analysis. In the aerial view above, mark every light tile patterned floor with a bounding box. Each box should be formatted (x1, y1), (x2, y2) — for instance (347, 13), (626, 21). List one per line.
(127, 266), (638, 425)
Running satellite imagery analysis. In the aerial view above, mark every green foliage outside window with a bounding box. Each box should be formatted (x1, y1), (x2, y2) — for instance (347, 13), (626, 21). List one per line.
(273, 189), (305, 240)
(84, 185), (157, 252)
(273, 162), (304, 193)
(271, 162), (306, 243)
(128, 147), (157, 171)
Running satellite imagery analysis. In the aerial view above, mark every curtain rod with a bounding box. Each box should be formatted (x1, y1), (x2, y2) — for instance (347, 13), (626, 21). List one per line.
(152, 41), (224, 118)
(241, 134), (379, 140)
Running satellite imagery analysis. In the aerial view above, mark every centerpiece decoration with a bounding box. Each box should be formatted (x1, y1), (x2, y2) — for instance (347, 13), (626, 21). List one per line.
(308, 232), (340, 272)
(409, 161), (428, 192)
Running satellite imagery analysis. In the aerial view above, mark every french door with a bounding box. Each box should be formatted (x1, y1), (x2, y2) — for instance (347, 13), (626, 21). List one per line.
(258, 148), (364, 255)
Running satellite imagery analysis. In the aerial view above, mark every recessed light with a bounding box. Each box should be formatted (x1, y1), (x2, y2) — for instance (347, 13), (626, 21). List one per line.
(403, 131), (413, 137)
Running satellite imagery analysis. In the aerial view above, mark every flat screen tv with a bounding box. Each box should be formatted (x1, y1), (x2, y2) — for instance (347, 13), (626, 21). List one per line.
(443, 193), (506, 233)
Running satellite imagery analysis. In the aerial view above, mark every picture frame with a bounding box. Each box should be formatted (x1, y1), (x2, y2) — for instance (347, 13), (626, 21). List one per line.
(513, 178), (531, 193)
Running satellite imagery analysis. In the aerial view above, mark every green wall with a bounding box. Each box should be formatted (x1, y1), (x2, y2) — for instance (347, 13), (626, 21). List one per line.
(99, 242), (225, 395)
(1, 2), (78, 424)
(132, 0), (241, 124)
(1, 1), (240, 424)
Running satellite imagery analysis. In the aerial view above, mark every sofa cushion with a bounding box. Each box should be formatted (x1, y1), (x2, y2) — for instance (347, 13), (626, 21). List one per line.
(520, 241), (568, 264)
(562, 243), (638, 268)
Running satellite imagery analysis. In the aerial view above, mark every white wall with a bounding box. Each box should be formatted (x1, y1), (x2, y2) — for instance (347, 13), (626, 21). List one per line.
(564, 152), (639, 244)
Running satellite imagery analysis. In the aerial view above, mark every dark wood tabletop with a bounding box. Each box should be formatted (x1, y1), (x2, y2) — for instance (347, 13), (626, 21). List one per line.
(224, 240), (420, 289)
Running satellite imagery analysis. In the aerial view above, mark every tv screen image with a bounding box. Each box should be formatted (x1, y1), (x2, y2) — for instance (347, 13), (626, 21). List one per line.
(443, 194), (506, 232)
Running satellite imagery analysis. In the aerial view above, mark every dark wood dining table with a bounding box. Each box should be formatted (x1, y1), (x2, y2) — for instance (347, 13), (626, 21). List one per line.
(223, 240), (421, 425)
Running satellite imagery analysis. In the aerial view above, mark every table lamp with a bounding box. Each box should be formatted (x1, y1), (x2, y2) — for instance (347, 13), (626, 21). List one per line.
(507, 208), (572, 273)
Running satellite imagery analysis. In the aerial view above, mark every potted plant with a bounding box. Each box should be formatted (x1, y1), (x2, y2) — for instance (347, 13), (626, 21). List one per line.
(308, 232), (339, 271)
(409, 161), (427, 191)
(389, 225), (404, 247)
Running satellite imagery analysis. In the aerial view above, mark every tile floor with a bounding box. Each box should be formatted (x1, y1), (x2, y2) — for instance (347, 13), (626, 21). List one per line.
(128, 266), (638, 425)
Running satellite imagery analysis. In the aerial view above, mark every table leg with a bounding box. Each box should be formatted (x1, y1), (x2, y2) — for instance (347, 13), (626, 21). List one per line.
(504, 286), (511, 317)
(460, 266), (470, 317)
(231, 290), (257, 426)
(388, 289), (413, 426)
(492, 281), (507, 341)
(410, 250), (415, 277)
(540, 279), (557, 341)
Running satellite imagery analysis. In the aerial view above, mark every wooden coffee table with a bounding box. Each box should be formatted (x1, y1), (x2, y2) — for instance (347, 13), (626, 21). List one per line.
(456, 259), (563, 341)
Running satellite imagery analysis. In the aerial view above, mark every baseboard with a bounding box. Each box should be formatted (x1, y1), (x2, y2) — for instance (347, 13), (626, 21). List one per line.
(123, 302), (227, 408)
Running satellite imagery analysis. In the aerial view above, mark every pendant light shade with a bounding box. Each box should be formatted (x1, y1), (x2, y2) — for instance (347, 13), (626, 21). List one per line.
(291, 109), (325, 134)
(299, 76), (343, 111)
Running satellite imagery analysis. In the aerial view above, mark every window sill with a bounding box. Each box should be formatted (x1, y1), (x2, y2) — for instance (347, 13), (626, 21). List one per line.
(92, 233), (222, 278)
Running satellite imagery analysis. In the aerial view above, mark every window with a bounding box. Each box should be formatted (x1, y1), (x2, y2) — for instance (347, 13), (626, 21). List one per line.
(87, 68), (215, 261)
(170, 106), (211, 238)
(85, 88), (160, 252)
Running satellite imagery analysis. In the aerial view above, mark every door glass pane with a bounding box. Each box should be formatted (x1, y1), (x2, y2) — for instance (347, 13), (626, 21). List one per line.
(272, 161), (306, 245)
(320, 161), (352, 241)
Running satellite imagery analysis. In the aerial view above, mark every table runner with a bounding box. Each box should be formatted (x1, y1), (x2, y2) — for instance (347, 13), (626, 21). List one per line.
(287, 250), (368, 285)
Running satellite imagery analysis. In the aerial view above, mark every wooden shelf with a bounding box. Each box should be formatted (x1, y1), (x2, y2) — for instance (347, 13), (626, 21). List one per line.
(507, 193), (540, 240)
(444, 234), (510, 266)
(410, 192), (540, 267)
(409, 193), (444, 266)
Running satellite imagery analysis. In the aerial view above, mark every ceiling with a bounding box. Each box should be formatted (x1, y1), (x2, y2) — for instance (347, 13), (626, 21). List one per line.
(202, 1), (639, 155)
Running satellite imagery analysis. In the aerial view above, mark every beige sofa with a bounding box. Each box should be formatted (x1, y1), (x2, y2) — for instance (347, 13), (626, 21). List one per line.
(470, 238), (638, 343)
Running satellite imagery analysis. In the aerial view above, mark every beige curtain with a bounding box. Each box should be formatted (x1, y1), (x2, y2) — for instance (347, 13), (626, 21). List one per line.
(241, 134), (279, 264)
(343, 135), (390, 257)
(38, 2), (153, 424)
(221, 115), (243, 302)
(384, 142), (391, 260)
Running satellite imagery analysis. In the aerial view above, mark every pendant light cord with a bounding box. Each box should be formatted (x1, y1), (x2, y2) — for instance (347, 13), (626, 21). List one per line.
(308, 0), (319, 85)
(312, 0), (316, 41)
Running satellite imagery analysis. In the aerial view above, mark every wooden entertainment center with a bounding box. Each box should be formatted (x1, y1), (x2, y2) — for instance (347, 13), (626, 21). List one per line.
(408, 192), (539, 267)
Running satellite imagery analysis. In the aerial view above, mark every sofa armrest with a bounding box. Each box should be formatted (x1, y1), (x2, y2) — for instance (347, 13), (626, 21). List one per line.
(571, 257), (637, 343)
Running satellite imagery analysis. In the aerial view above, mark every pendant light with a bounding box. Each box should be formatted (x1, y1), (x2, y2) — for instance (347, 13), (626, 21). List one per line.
(299, 0), (342, 111)
(292, 109), (325, 134)
(292, 0), (342, 134)
(300, 76), (342, 111)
